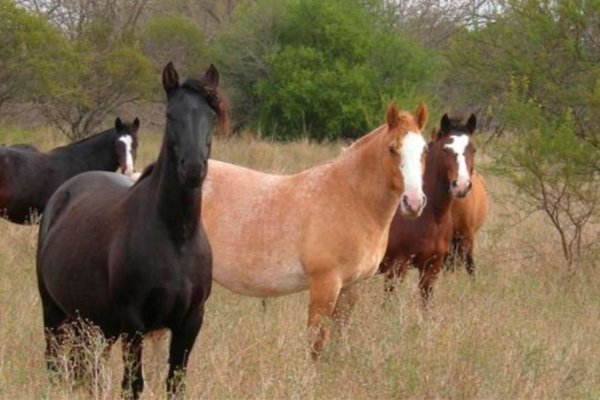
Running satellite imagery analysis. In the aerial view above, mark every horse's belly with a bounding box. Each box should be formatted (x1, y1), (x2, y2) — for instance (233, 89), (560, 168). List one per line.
(213, 257), (308, 298)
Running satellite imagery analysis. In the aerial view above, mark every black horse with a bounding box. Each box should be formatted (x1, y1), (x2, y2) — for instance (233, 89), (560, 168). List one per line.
(0, 118), (140, 224)
(36, 62), (223, 399)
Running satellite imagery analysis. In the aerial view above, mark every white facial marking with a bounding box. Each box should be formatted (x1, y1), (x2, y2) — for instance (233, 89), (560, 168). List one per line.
(444, 135), (470, 184)
(118, 135), (135, 177)
(400, 131), (427, 193)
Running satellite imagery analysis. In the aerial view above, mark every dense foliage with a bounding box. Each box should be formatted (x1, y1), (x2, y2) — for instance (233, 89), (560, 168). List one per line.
(0, 0), (79, 110)
(212, 0), (439, 139)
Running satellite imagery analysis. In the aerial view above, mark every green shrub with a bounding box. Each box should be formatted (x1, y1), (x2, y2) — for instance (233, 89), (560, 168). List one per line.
(211, 0), (440, 139)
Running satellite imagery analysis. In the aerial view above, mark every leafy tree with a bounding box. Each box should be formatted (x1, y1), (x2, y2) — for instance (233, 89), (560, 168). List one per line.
(209, 0), (288, 132)
(142, 15), (206, 78)
(492, 81), (600, 267)
(0, 0), (79, 112)
(211, 0), (439, 139)
(444, 0), (600, 136)
(34, 4), (155, 139)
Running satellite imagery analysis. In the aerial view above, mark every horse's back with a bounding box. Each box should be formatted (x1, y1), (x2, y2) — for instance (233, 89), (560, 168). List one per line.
(11, 143), (39, 152)
(42, 171), (132, 228)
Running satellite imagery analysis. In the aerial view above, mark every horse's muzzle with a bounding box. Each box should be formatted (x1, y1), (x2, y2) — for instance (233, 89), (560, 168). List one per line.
(400, 191), (427, 218)
(450, 180), (472, 198)
(179, 161), (205, 188)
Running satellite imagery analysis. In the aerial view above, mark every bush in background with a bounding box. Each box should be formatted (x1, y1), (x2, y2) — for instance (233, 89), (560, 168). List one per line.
(0, 0), (79, 112)
(211, 0), (440, 139)
(491, 80), (600, 267)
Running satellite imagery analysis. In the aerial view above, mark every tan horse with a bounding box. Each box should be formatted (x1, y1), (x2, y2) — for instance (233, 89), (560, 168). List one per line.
(202, 103), (428, 358)
(447, 171), (488, 274)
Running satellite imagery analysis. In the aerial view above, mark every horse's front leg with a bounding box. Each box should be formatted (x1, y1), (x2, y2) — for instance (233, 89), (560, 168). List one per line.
(166, 306), (204, 398)
(460, 233), (476, 276)
(307, 271), (342, 360)
(418, 256), (444, 307)
(39, 280), (67, 381)
(332, 283), (360, 333)
(384, 259), (408, 295)
(121, 332), (144, 399)
(444, 236), (461, 272)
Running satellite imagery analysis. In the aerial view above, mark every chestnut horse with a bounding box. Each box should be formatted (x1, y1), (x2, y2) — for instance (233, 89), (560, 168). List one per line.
(447, 170), (488, 274)
(36, 63), (223, 398)
(0, 118), (140, 224)
(380, 113), (477, 304)
(202, 103), (428, 358)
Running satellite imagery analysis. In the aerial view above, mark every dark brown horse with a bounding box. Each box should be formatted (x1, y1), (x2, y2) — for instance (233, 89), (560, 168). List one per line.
(380, 113), (477, 304)
(0, 118), (140, 224)
(36, 62), (224, 398)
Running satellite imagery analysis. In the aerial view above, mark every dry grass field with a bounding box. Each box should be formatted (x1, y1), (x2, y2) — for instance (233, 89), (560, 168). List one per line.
(1, 125), (600, 399)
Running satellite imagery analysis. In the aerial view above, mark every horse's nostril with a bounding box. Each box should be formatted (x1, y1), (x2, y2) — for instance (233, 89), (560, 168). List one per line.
(451, 180), (458, 188)
(402, 195), (409, 208)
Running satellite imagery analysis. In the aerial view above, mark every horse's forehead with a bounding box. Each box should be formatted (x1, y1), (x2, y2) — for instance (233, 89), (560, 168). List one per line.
(118, 134), (133, 146)
(444, 134), (470, 154)
(397, 113), (421, 131)
(169, 88), (208, 112)
(401, 131), (427, 152)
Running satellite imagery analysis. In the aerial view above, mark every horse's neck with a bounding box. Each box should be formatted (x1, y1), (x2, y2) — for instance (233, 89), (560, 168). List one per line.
(338, 132), (398, 227)
(146, 138), (201, 244)
(423, 152), (453, 222)
(51, 131), (117, 176)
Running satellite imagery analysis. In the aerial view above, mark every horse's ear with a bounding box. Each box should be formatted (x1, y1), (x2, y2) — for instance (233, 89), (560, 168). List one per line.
(439, 113), (451, 137)
(415, 102), (428, 130)
(162, 62), (179, 95)
(386, 102), (399, 129)
(429, 127), (437, 141)
(132, 117), (140, 135)
(466, 113), (477, 135)
(115, 117), (123, 132)
(202, 64), (219, 90)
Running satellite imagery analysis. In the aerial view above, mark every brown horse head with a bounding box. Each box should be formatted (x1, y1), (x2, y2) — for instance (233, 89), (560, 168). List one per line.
(384, 102), (428, 218)
(433, 113), (477, 198)
(114, 117), (140, 178)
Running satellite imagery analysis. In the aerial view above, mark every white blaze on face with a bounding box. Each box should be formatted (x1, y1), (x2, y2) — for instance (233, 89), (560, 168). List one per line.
(444, 134), (471, 187)
(400, 131), (427, 195)
(118, 135), (135, 177)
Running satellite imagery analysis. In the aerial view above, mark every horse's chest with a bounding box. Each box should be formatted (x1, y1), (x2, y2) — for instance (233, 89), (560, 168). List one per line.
(348, 236), (388, 283)
(112, 237), (211, 305)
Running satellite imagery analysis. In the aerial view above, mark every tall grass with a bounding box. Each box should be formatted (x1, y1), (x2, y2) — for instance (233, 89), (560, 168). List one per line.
(0, 126), (599, 399)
